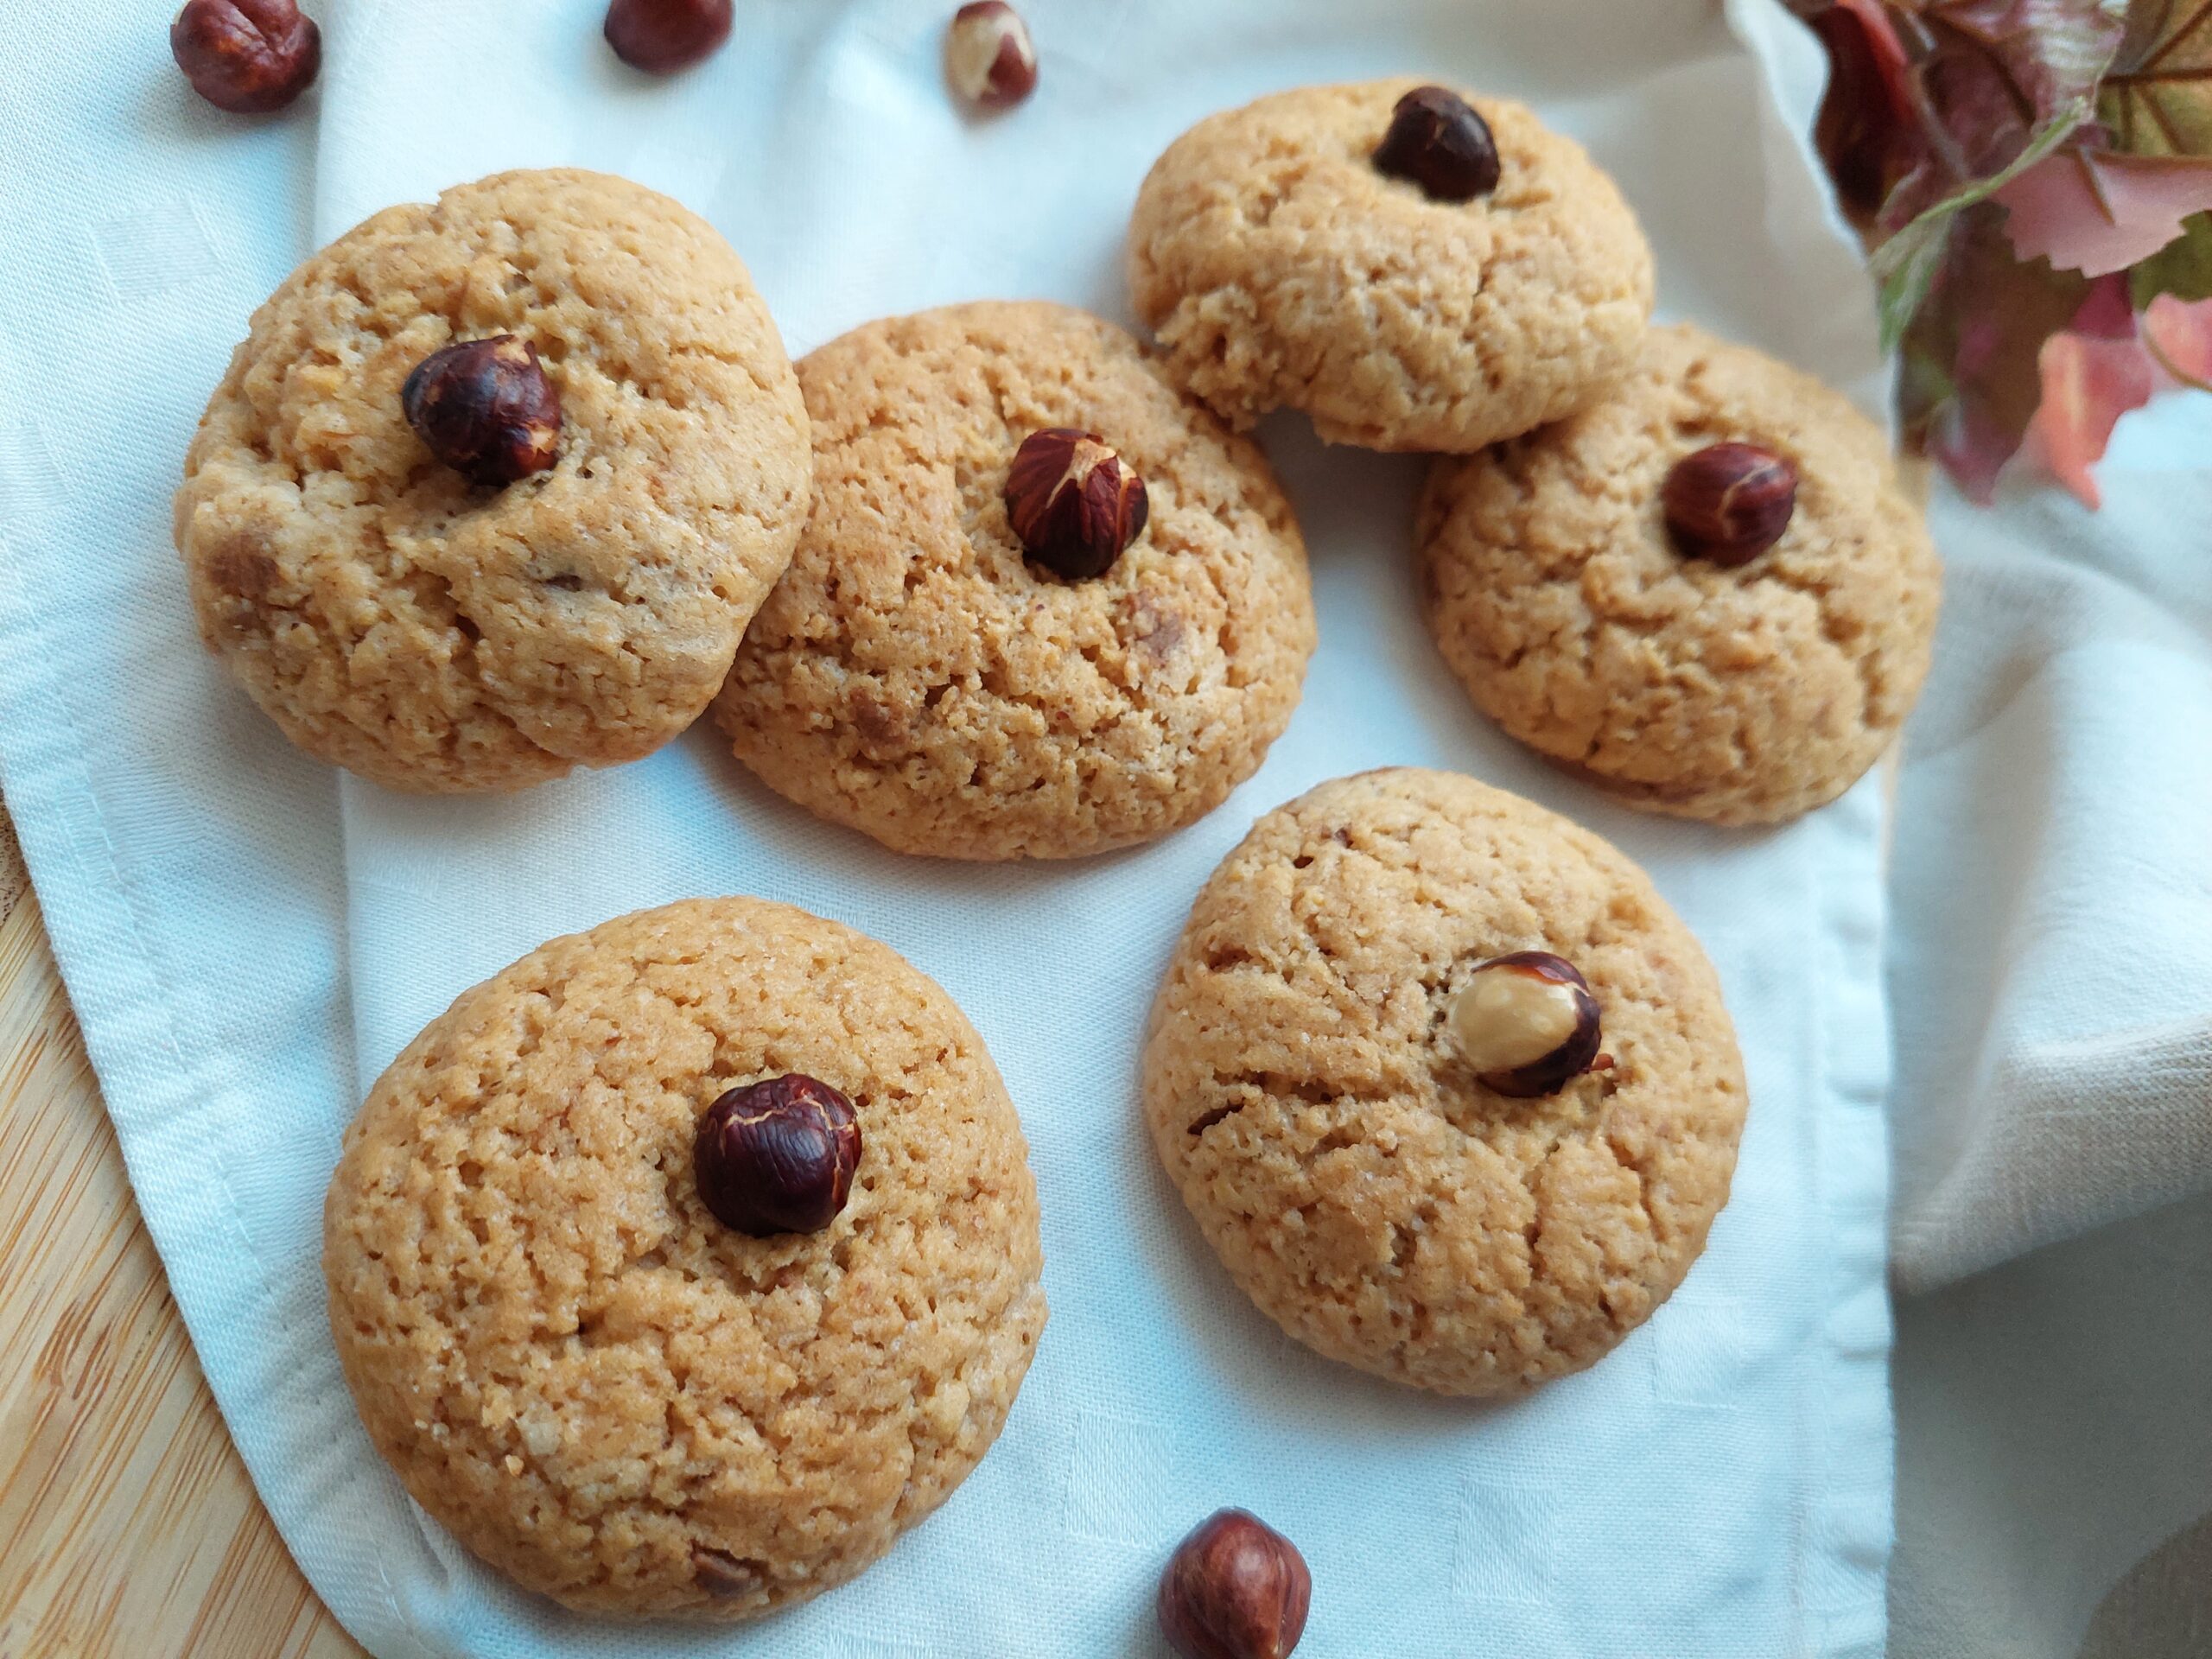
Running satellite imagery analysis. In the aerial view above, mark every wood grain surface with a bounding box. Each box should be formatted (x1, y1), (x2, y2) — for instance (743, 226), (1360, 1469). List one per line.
(0, 799), (362, 1659)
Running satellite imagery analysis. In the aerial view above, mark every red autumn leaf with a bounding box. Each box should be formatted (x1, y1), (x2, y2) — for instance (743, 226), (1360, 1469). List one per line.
(2024, 311), (2155, 505)
(1998, 146), (2212, 273)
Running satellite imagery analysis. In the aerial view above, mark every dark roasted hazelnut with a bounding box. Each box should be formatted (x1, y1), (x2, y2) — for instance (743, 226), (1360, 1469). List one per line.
(1448, 950), (1603, 1097)
(945, 2), (1038, 110)
(1005, 427), (1148, 580)
(603, 0), (734, 74)
(694, 1074), (861, 1236)
(170, 0), (321, 115)
(1662, 441), (1798, 567)
(1158, 1509), (1312, 1659)
(400, 336), (563, 487)
(1372, 85), (1500, 202)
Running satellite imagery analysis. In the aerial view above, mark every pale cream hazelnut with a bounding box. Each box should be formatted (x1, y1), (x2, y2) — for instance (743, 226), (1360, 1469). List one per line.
(1446, 951), (1602, 1097)
(945, 2), (1037, 110)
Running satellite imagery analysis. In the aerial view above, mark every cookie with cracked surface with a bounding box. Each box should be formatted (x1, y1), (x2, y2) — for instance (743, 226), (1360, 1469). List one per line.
(177, 168), (811, 793)
(1128, 79), (1654, 452)
(1141, 767), (1745, 1396)
(1418, 323), (1941, 825)
(322, 896), (1046, 1618)
(714, 301), (1316, 861)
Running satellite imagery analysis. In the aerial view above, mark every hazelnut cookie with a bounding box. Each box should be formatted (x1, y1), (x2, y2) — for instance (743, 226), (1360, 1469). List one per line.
(323, 896), (1046, 1618)
(1142, 768), (1745, 1396)
(177, 168), (811, 792)
(715, 300), (1316, 861)
(1128, 79), (1654, 451)
(1419, 323), (1942, 825)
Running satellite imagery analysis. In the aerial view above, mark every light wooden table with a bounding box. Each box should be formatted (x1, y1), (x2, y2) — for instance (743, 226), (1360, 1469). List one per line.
(0, 799), (363, 1659)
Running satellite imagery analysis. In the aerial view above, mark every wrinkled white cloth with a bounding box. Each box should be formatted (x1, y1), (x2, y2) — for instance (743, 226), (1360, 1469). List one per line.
(0, 2), (1941, 1655)
(1884, 399), (2212, 1656)
(1892, 424), (2212, 1292)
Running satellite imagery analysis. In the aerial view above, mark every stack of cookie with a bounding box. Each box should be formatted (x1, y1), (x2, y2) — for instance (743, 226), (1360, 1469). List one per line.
(1130, 78), (1942, 827)
(170, 75), (1940, 1637)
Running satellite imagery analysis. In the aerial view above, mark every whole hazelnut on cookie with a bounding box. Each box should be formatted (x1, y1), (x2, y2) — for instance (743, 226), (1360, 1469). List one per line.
(695, 1073), (861, 1236)
(1158, 1509), (1312, 1659)
(1447, 950), (1605, 1097)
(1663, 441), (1799, 567)
(1005, 427), (1149, 579)
(1373, 84), (1501, 201)
(400, 335), (564, 486)
(170, 0), (321, 114)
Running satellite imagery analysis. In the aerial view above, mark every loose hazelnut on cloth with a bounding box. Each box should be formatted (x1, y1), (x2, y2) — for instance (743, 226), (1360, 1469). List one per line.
(399, 335), (564, 487)
(694, 1073), (862, 1236)
(1447, 950), (1605, 1097)
(945, 2), (1038, 110)
(1372, 84), (1501, 201)
(603, 0), (734, 74)
(1005, 426), (1150, 579)
(1158, 1509), (1313, 1659)
(1662, 439), (1800, 566)
(169, 0), (321, 114)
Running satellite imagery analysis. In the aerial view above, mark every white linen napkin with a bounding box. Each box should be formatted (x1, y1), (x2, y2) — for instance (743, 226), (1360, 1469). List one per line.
(1891, 430), (2212, 1292)
(1885, 397), (2212, 1656)
(0, 2), (1901, 1655)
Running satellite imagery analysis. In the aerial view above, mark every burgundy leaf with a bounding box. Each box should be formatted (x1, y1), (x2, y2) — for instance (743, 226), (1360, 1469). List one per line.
(1901, 199), (2090, 499)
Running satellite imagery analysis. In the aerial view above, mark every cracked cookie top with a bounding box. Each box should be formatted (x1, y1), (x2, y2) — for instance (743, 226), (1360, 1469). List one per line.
(1419, 323), (1941, 825)
(322, 896), (1046, 1618)
(176, 168), (811, 793)
(1128, 79), (1654, 452)
(1141, 767), (1745, 1397)
(714, 300), (1316, 861)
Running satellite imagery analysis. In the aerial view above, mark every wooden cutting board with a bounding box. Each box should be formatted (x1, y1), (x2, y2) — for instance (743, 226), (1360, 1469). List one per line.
(0, 800), (362, 1658)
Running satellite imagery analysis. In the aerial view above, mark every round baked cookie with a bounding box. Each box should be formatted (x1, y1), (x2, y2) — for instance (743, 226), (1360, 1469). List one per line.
(1127, 79), (1654, 452)
(1142, 767), (1745, 1397)
(714, 300), (1316, 861)
(177, 168), (812, 793)
(323, 897), (1047, 1618)
(1418, 323), (1942, 825)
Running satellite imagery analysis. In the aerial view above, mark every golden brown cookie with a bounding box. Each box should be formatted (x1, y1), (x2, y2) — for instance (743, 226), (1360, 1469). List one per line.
(1419, 323), (1942, 825)
(177, 168), (812, 793)
(1142, 768), (1745, 1397)
(714, 301), (1316, 861)
(322, 897), (1046, 1618)
(1128, 79), (1654, 452)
